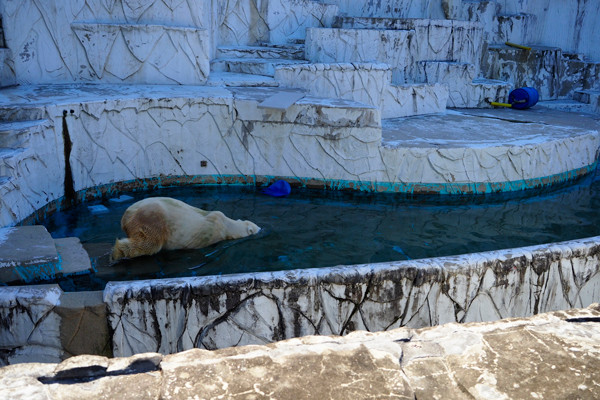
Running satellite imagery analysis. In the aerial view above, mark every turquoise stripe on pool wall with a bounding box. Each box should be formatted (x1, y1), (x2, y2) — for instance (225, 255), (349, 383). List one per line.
(19, 161), (598, 227)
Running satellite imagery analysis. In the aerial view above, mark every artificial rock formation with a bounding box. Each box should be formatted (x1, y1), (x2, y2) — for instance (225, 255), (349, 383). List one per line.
(1, 304), (599, 399)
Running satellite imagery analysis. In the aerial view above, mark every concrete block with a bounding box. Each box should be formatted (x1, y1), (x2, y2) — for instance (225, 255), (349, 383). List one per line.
(0, 226), (59, 284)
(54, 237), (93, 276)
(258, 91), (305, 111)
(108, 195), (134, 204)
(55, 291), (112, 358)
(88, 205), (109, 214)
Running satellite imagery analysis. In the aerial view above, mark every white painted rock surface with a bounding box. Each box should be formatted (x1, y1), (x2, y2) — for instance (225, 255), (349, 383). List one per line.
(1, 305), (599, 399)
(275, 62), (449, 117)
(102, 235), (600, 357)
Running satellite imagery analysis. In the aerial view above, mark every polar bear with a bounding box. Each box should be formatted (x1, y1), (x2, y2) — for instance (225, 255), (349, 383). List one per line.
(111, 197), (260, 261)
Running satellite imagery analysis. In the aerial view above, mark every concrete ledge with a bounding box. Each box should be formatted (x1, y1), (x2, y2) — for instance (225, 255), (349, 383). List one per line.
(0, 84), (596, 229)
(275, 62), (449, 118)
(381, 107), (600, 189)
(1, 305), (598, 399)
(0, 226), (58, 284)
(103, 235), (600, 356)
(0, 285), (110, 366)
(0, 227), (92, 284)
(305, 27), (416, 83)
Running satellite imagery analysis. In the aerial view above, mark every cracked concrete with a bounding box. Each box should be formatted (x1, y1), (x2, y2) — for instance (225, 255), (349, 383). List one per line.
(0, 0), (600, 385)
(2, 0), (212, 84)
(275, 62), (449, 117)
(1, 84), (597, 227)
(100, 236), (600, 356)
(2, 305), (599, 399)
(0, 285), (110, 365)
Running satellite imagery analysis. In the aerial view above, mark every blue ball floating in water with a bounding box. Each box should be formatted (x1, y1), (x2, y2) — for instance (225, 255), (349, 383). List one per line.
(262, 180), (291, 197)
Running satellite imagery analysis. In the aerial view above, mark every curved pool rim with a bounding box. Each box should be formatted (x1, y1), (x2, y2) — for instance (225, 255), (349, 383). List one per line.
(20, 167), (599, 225)
(4, 172), (600, 360)
(103, 233), (600, 355)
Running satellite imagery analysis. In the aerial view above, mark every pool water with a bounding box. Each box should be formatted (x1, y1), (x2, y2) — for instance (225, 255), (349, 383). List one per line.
(40, 170), (600, 291)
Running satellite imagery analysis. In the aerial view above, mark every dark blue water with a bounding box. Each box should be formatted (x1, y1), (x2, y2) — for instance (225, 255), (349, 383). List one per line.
(39, 170), (600, 291)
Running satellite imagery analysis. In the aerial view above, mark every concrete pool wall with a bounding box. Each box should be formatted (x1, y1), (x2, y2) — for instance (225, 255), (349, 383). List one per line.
(1, 0), (600, 366)
(2, 234), (599, 363)
(104, 235), (600, 357)
(2, 84), (599, 228)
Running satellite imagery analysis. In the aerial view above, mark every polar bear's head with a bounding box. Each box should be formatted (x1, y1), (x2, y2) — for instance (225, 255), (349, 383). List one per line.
(110, 238), (130, 262)
(110, 237), (157, 262)
(226, 219), (261, 240)
(245, 220), (261, 236)
(240, 220), (261, 237)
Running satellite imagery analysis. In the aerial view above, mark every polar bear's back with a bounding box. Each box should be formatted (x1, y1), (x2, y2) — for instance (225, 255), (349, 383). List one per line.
(122, 196), (197, 233)
(121, 197), (226, 250)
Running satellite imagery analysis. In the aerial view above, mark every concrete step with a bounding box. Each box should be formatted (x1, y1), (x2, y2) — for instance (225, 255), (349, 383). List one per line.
(384, 82), (449, 118)
(448, 78), (512, 108)
(228, 86), (381, 128)
(70, 22), (210, 85)
(333, 15), (481, 32)
(417, 61), (477, 85)
(415, 60), (510, 108)
(0, 48), (15, 88)
(574, 90), (600, 108)
(0, 226), (59, 284)
(54, 237), (94, 277)
(0, 225), (93, 285)
(330, 17), (483, 65)
(260, 0), (338, 45)
(492, 13), (537, 44)
(562, 58), (600, 98)
(0, 107), (45, 121)
(305, 27), (416, 83)
(537, 99), (596, 115)
(206, 72), (279, 87)
(274, 62), (448, 118)
(485, 44), (564, 100)
(0, 119), (47, 147)
(210, 57), (310, 77)
(216, 44), (305, 60)
(306, 22), (483, 82)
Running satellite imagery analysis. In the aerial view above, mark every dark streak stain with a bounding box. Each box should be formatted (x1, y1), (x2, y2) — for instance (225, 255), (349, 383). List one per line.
(62, 110), (76, 207)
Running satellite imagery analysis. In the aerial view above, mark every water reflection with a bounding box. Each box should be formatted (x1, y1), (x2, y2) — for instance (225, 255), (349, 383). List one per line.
(40, 169), (600, 291)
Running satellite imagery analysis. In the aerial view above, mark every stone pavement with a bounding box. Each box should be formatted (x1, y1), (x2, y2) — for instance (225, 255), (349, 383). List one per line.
(1, 304), (599, 399)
